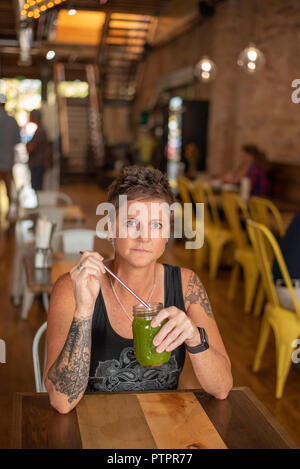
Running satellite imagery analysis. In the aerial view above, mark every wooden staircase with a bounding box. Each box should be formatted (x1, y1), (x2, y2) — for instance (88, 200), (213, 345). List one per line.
(99, 12), (157, 101)
(54, 63), (104, 182)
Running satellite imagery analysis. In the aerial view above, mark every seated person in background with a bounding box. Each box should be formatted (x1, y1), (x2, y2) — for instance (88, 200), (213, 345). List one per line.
(44, 165), (233, 414)
(272, 210), (300, 311)
(223, 144), (270, 197)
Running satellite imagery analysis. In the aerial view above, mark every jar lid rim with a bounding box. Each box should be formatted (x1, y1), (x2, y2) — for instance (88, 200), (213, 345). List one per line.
(133, 302), (163, 313)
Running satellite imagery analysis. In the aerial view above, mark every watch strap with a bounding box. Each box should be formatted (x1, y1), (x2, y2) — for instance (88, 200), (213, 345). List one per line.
(185, 327), (209, 354)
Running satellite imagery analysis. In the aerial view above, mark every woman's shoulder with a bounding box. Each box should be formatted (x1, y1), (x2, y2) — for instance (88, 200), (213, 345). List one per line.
(53, 272), (72, 291)
(180, 267), (198, 295)
(50, 272), (75, 310)
(162, 263), (196, 294)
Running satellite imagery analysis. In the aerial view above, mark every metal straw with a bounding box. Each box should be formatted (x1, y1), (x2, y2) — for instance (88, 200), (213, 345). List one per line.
(79, 251), (151, 309)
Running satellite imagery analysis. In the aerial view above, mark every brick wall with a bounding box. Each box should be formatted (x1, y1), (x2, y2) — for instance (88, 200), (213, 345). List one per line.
(133, 0), (300, 174)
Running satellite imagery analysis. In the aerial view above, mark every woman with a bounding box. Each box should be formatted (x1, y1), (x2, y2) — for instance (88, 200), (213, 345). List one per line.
(44, 166), (233, 414)
(223, 144), (270, 197)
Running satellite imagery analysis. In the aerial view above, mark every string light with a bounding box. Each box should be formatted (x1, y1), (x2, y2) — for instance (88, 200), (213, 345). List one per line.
(22, 0), (67, 18)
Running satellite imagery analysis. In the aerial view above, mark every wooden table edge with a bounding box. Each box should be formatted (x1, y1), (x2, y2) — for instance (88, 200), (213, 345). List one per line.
(11, 388), (299, 450)
(233, 387), (299, 449)
(11, 393), (23, 449)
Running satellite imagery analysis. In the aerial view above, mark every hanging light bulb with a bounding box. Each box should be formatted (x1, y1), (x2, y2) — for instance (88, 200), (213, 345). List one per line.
(237, 44), (265, 74)
(194, 57), (216, 83)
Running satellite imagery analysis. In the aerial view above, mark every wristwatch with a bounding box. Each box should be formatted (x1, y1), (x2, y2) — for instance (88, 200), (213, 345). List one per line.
(185, 327), (209, 354)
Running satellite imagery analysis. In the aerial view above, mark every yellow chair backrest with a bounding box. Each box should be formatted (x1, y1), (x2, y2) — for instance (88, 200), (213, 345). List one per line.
(246, 219), (300, 319)
(192, 181), (221, 228)
(222, 192), (250, 249)
(177, 177), (194, 205)
(249, 196), (285, 237)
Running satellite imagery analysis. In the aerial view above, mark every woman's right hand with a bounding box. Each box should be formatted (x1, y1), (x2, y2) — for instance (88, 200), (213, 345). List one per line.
(70, 251), (106, 319)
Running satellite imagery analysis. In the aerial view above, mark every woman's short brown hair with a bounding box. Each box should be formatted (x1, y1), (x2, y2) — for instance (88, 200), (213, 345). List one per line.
(107, 165), (175, 211)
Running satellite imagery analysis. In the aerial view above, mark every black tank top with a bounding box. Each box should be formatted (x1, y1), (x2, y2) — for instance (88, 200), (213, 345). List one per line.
(86, 264), (186, 392)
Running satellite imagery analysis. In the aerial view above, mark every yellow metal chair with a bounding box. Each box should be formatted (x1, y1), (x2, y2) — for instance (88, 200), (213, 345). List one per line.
(222, 192), (259, 313)
(192, 181), (233, 278)
(249, 196), (285, 238)
(246, 219), (300, 398)
(177, 176), (194, 206)
(248, 197), (285, 317)
(177, 176), (196, 231)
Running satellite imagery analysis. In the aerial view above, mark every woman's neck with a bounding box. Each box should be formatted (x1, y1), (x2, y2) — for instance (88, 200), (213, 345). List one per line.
(109, 257), (157, 299)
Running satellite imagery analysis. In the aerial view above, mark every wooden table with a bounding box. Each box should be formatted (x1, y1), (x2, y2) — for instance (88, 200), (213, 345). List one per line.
(23, 251), (80, 295)
(10, 204), (85, 226)
(11, 388), (297, 449)
(57, 204), (85, 223)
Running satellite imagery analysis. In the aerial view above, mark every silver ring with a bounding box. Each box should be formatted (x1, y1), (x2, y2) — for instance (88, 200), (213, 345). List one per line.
(77, 263), (83, 272)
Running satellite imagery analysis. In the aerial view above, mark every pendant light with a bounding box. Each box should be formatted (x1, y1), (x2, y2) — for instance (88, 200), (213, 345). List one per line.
(194, 56), (216, 83)
(237, 43), (265, 74)
(237, 0), (265, 74)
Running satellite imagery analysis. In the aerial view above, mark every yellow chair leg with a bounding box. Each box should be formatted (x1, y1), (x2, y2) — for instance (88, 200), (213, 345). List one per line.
(195, 242), (207, 270)
(253, 317), (271, 372)
(228, 262), (240, 300)
(253, 283), (264, 317)
(243, 266), (259, 313)
(275, 344), (293, 399)
(209, 241), (224, 279)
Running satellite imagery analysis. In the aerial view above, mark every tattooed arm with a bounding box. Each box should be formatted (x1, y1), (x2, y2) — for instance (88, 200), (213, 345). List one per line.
(184, 271), (215, 320)
(151, 268), (232, 399)
(44, 252), (106, 414)
(46, 317), (92, 413)
(183, 269), (233, 398)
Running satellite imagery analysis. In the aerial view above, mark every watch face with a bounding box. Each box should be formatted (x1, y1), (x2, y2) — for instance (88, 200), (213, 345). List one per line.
(199, 327), (208, 345)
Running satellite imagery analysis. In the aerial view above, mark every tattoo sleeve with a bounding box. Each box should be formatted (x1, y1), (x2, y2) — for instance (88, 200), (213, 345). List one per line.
(47, 317), (92, 404)
(184, 272), (215, 320)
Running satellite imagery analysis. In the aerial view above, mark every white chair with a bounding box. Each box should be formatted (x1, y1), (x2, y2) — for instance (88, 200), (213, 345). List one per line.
(36, 190), (73, 207)
(11, 219), (35, 305)
(52, 228), (98, 253)
(19, 209), (64, 319)
(32, 321), (47, 392)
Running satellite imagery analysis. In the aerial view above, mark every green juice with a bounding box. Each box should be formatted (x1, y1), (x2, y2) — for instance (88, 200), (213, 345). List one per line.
(132, 317), (171, 366)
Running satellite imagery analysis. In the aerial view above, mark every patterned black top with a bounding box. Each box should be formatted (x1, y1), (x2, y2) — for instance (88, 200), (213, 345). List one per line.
(86, 264), (186, 392)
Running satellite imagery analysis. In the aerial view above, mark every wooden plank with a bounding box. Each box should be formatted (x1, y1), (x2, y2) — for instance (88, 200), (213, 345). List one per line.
(12, 393), (82, 449)
(137, 392), (227, 449)
(240, 387), (298, 449)
(76, 393), (156, 449)
(196, 388), (298, 449)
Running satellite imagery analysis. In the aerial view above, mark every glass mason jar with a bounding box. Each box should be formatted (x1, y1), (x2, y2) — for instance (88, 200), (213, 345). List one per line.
(132, 302), (171, 366)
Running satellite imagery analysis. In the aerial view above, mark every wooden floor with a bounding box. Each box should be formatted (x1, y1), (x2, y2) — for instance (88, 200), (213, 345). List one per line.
(0, 183), (299, 448)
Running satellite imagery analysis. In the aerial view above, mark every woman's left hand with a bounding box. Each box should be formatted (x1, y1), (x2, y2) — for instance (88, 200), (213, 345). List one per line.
(151, 306), (200, 353)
